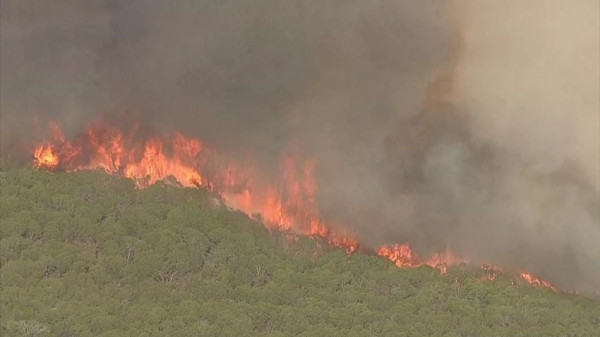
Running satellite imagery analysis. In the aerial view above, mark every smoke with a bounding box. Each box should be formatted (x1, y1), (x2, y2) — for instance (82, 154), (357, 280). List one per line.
(1, 0), (598, 292)
(447, 0), (600, 291)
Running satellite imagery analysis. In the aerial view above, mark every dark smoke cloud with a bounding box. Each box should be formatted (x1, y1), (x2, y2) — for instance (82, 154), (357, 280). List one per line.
(1, 0), (598, 292)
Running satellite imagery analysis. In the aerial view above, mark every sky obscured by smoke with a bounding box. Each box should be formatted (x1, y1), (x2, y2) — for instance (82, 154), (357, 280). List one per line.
(1, 0), (598, 292)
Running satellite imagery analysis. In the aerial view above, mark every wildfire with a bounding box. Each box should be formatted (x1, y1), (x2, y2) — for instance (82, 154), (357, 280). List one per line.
(474, 265), (555, 290)
(33, 121), (205, 188)
(377, 244), (416, 268)
(32, 119), (359, 252)
(479, 265), (503, 282)
(520, 272), (556, 290)
(32, 118), (556, 291)
(33, 144), (59, 168)
(376, 244), (464, 275)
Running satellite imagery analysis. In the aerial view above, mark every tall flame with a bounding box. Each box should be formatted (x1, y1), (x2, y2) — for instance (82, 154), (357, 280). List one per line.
(32, 119), (358, 252)
(32, 118), (556, 290)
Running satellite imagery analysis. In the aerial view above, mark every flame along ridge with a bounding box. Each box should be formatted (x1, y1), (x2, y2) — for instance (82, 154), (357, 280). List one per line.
(33, 119), (555, 290)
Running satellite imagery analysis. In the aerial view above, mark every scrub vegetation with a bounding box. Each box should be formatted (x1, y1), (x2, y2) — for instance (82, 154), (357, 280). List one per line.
(1, 166), (599, 337)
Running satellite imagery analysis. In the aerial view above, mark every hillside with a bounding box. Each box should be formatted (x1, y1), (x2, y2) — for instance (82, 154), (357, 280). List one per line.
(1, 167), (599, 337)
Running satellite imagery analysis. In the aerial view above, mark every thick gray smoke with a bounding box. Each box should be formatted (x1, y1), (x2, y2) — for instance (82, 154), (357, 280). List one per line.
(1, 0), (598, 292)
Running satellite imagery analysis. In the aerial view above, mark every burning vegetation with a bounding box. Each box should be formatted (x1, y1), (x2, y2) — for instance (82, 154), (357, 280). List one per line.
(33, 118), (556, 291)
(3, 163), (598, 336)
(2, 1), (598, 335)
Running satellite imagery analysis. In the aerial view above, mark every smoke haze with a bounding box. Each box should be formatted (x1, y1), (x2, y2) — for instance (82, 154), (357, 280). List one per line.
(1, 0), (598, 292)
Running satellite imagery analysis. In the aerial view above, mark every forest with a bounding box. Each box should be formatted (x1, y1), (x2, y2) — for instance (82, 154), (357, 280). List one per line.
(1, 165), (599, 337)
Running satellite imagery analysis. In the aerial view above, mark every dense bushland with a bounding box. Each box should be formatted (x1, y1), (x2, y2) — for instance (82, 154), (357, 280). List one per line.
(1, 167), (599, 336)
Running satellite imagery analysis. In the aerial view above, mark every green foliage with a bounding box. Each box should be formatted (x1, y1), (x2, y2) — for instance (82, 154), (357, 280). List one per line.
(1, 168), (599, 336)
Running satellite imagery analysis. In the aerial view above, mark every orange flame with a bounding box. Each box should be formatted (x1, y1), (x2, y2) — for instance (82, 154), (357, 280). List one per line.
(376, 244), (464, 274)
(33, 120), (205, 188)
(33, 144), (59, 169)
(32, 118), (557, 290)
(32, 119), (358, 252)
(475, 265), (555, 290)
(377, 244), (416, 268)
(520, 272), (556, 290)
